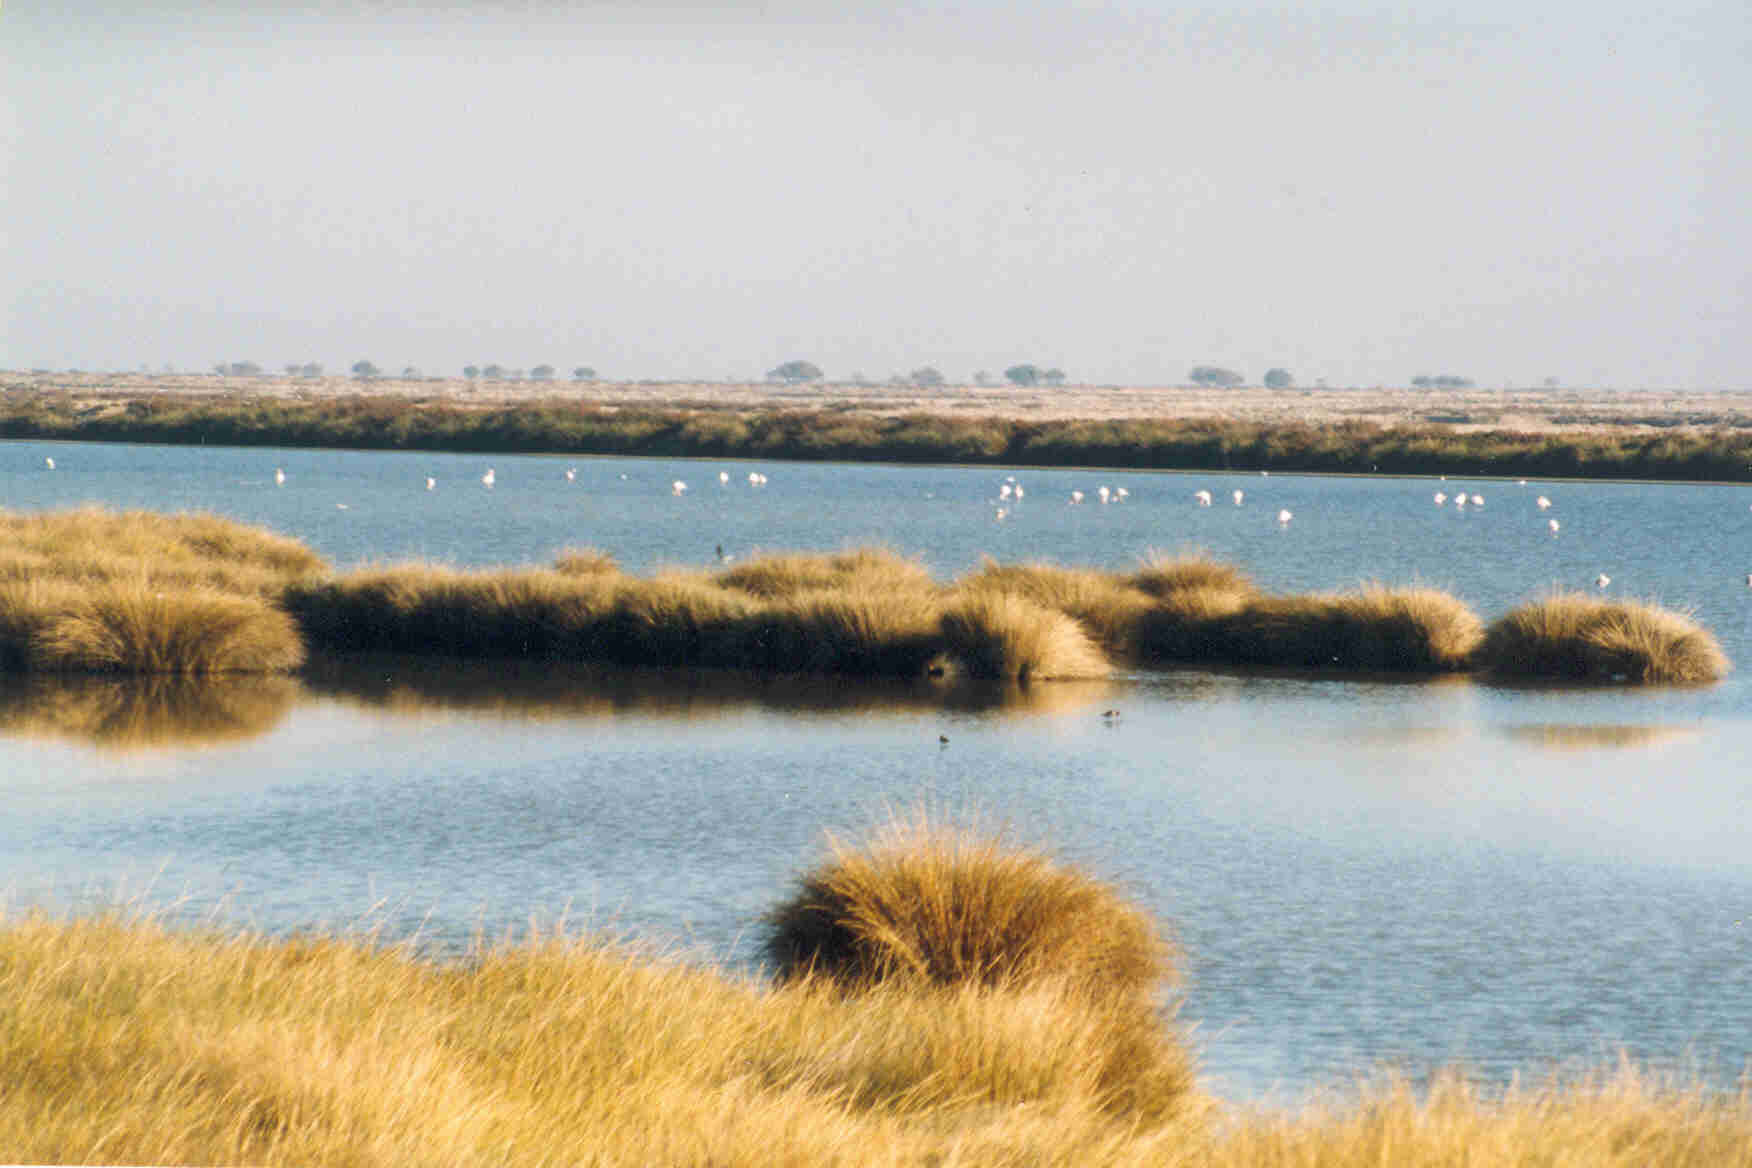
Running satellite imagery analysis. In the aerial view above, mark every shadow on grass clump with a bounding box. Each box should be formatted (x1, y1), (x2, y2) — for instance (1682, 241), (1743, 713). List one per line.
(1477, 592), (1729, 684)
(764, 816), (1172, 1004)
(956, 559), (1151, 655)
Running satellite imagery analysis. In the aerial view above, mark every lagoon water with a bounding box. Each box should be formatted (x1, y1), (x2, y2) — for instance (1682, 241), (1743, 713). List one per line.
(3, 439), (1750, 1101)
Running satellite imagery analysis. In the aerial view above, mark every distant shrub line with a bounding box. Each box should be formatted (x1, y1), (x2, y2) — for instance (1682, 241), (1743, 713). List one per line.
(5, 392), (1750, 480)
(0, 510), (1730, 683)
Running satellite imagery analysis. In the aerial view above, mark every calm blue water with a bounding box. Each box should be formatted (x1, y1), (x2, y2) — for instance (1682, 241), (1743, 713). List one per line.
(3, 439), (1750, 1102)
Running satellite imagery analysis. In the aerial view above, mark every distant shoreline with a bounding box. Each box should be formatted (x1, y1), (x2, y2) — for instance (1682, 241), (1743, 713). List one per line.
(5, 373), (1751, 481)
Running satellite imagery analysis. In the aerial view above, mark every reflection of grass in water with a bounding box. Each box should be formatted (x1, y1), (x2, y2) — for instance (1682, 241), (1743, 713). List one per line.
(1499, 723), (1699, 751)
(0, 675), (296, 750)
(298, 657), (1116, 722)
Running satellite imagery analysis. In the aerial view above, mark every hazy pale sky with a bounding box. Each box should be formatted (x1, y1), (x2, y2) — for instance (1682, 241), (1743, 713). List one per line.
(5, 1), (1748, 387)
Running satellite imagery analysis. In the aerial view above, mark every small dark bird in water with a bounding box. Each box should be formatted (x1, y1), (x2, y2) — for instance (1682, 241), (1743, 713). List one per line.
(1101, 709), (1120, 720)
(715, 543), (725, 562)
(938, 734), (949, 744)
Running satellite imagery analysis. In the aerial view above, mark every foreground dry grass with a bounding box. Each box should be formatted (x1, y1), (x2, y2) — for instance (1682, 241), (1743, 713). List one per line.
(4, 913), (1746, 1165)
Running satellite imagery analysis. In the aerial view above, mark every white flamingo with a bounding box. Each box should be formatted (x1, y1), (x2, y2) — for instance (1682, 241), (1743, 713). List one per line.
(1596, 573), (1611, 589)
(44, 457), (55, 470)
(481, 468), (495, 488)
(1536, 496), (1552, 510)
(1193, 489), (1212, 506)
(274, 467), (285, 486)
(1115, 486), (1128, 500)
(1098, 486), (1112, 504)
(1232, 489), (1243, 505)
(672, 480), (688, 495)
(566, 468), (577, 482)
(1456, 495), (1467, 509)
(999, 483), (1013, 500)
(719, 471), (729, 485)
(995, 507), (1008, 521)
(1434, 492), (1448, 505)
(1548, 518), (1560, 534)
(425, 476), (436, 491)
(1013, 484), (1024, 499)
(1471, 494), (1484, 506)
(1070, 490), (1085, 504)
(1277, 508), (1293, 525)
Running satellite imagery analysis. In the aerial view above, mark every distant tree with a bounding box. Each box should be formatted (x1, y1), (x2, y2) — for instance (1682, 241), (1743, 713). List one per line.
(909, 366), (945, 388)
(1542, 376), (1560, 388)
(214, 361), (260, 376)
(572, 366), (597, 381)
(284, 363), (302, 376)
(973, 370), (992, 386)
(351, 360), (380, 380)
(847, 371), (869, 386)
(1263, 368), (1294, 389)
(401, 366), (420, 379)
(530, 364), (555, 381)
(1189, 366), (1244, 388)
(1004, 364), (1042, 387)
(300, 362), (322, 378)
(482, 364), (505, 380)
(1410, 374), (1474, 389)
(463, 365), (480, 379)
(767, 359), (824, 383)
(1043, 368), (1067, 387)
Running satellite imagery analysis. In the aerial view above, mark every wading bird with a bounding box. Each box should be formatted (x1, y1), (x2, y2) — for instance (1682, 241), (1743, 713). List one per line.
(1070, 490), (1084, 504)
(1194, 489), (1212, 506)
(719, 471), (729, 485)
(44, 457), (54, 470)
(1596, 573), (1611, 589)
(1098, 486), (1112, 504)
(566, 468), (577, 482)
(1277, 509), (1293, 525)
(1549, 518), (1561, 534)
(1115, 486), (1128, 500)
(426, 476), (436, 491)
(1537, 496), (1552, 510)
(672, 480), (688, 495)
(1434, 492), (1448, 505)
(481, 468), (495, 488)
(274, 468), (285, 486)
(1232, 489), (1243, 505)
(1471, 494), (1484, 506)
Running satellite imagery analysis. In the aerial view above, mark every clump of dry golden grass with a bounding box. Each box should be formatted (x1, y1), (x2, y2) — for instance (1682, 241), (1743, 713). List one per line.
(0, 506), (326, 596)
(1477, 591), (1731, 683)
(0, 579), (305, 674)
(1130, 548), (1256, 604)
(939, 591), (1112, 680)
(765, 817), (1172, 1002)
(551, 545), (619, 576)
(714, 547), (936, 599)
(741, 588), (945, 676)
(956, 559), (1153, 654)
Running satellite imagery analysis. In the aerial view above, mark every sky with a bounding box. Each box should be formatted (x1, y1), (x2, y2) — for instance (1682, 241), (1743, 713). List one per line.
(4, 1), (1749, 388)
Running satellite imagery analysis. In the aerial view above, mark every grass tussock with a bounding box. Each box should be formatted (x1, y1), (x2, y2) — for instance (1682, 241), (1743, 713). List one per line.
(3, 580), (304, 674)
(765, 816), (1171, 1003)
(0, 506), (326, 596)
(939, 591), (1112, 680)
(1130, 548), (1256, 604)
(741, 588), (945, 676)
(713, 547), (935, 599)
(1478, 591), (1731, 683)
(551, 545), (619, 576)
(956, 559), (1153, 654)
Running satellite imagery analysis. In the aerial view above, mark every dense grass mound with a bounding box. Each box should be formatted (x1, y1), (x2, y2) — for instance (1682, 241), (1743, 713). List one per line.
(740, 588), (945, 676)
(939, 590), (1112, 680)
(1, 580), (305, 674)
(713, 547), (935, 599)
(1478, 592), (1730, 683)
(765, 817), (1171, 1002)
(0, 506), (326, 595)
(957, 559), (1151, 654)
(551, 546), (619, 577)
(1130, 548), (1256, 604)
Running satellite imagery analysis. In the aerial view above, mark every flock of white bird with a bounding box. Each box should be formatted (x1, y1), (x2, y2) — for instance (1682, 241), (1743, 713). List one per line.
(31, 454), (1752, 589)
